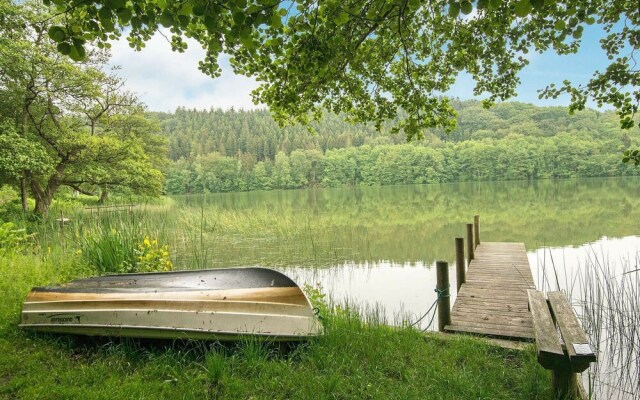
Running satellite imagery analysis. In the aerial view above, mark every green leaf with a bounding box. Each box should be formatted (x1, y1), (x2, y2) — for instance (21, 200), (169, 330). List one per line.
(529, 0), (545, 10)
(178, 15), (190, 28)
(179, 3), (193, 16)
(47, 26), (67, 42)
(270, 13), (282, 29)
(159, 13), (173, 27)
(448, 2), (460, 18)
(477, 0), (489, 10)
(69, 42), (87, 61)
(335, 11), (349, 26)
(489, 0), (502, 10)
(56, 42), (72, 55)
(98, 6), (112, 21)
(514, 0), (532, 18)
(572, 29), (582, 39)
(203, 15), (217, 31)
(193, 5), (206, 16)
(233, 11), (246, 26)
(554, 20), (565, 30)
(105, 0), (126, 10)
(117, 8), (133, 24)
(460, 1), (473, 15)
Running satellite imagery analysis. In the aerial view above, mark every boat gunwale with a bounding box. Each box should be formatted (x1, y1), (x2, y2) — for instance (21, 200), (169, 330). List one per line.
(21, 308), (316, 319)
(23, 298), (311, 309)
(19, 323), (320, 341)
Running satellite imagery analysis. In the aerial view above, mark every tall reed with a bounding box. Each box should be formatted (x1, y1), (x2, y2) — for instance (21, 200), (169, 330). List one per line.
(534, 245), (639, 399)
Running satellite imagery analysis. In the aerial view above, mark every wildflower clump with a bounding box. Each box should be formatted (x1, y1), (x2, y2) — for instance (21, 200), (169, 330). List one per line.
(81, 229), (173, 274)
(134, 236), (173, 272)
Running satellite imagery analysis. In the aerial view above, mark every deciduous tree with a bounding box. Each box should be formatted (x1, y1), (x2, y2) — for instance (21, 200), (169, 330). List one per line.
(0, 0), (166, 215)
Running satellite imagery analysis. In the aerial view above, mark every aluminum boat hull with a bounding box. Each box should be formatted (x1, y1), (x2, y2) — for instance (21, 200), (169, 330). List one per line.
(20, 267), (321, 341)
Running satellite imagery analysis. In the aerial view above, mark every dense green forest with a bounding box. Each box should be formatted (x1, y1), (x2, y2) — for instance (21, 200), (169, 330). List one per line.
(156, 101), (640, 194)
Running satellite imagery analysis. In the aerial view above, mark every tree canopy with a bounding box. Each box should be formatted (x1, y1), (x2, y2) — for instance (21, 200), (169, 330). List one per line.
(0, 0), (167, 214)
(44, 0), (639, 140)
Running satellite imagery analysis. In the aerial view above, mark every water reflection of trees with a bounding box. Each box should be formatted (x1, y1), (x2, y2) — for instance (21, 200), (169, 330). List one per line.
(170, 177), (640, 267)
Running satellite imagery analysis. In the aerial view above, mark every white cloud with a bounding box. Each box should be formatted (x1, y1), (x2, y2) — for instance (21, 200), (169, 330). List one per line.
(106, 32), (261, 112)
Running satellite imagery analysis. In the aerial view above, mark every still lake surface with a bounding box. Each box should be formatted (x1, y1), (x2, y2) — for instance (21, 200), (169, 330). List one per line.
(168, 177), (639, 399)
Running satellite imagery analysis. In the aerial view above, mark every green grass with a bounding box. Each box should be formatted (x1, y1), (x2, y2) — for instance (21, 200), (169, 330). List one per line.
(0, 249), (552, 400)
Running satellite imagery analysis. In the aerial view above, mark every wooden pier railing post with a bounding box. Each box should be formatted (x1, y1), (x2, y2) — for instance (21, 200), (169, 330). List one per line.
(466, 224), (474, 263)
(436, 261), (451, 332)
(473, 215), (480, 248)
(455, 238), (465, 292)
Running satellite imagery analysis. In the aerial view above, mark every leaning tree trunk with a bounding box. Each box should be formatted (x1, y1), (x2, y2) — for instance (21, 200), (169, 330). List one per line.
(30, 179), (58, 217)
(28, 165), (64, 216)
(31, 184), (55, 216)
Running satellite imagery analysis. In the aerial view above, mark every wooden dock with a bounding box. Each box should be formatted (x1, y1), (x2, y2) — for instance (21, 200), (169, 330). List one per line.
(444, 242), (535, 341)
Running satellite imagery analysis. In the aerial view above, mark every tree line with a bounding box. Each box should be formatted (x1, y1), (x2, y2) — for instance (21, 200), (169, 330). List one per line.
(159, 101), (639, 194)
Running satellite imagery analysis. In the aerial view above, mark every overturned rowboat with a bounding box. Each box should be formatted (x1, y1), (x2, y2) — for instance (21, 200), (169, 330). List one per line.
(20, 267), (322, 341)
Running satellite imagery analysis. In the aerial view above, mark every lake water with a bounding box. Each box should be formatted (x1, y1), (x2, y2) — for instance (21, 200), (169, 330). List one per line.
(168, 177), (640, 399)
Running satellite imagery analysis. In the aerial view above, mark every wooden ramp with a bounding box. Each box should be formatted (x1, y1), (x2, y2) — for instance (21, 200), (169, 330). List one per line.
(445, 242), (535, 341)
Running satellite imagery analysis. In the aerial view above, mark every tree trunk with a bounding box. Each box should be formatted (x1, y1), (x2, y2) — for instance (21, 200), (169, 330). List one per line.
(28, 164), (64, 216)
(98, 185), (108, 204)
(32, 188), (54, 216)
(310, 160), (317, 187)
(30, 177), (55, 216)
(21, 92), (34, 213)
(20, 174), (28, 212)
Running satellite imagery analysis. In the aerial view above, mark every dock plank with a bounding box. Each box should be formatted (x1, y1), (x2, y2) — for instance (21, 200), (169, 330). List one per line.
(444, 242), (535, 341)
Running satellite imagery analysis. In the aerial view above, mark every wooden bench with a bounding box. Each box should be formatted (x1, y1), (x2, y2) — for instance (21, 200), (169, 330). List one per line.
(527, 290), (596, 399)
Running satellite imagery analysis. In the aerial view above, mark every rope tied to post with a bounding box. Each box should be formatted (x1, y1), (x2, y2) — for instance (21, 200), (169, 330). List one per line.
(409, 284), (451, 331)
(434, 285), (450, 299)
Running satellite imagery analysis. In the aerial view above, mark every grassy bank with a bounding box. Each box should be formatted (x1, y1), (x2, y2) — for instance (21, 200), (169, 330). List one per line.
(0, 249), (552, 399)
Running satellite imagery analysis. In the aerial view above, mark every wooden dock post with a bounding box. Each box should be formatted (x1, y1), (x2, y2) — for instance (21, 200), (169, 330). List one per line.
(436, 261), (451, 332)
(455, 238), (465, 292)
(552, 370), (580, 400)
(466, 224), (474, 262)
(473, 215), (480, 247)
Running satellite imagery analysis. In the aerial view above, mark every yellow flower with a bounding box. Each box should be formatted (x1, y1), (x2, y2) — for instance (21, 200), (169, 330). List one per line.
(75, 249), (82, 255)
(143, 237), (151, 247)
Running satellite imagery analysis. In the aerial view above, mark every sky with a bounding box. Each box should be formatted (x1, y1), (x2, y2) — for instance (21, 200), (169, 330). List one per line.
(107, 25), (613, 113)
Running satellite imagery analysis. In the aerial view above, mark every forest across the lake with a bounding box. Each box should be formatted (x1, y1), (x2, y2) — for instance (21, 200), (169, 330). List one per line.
(157, 100), (640, 194)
